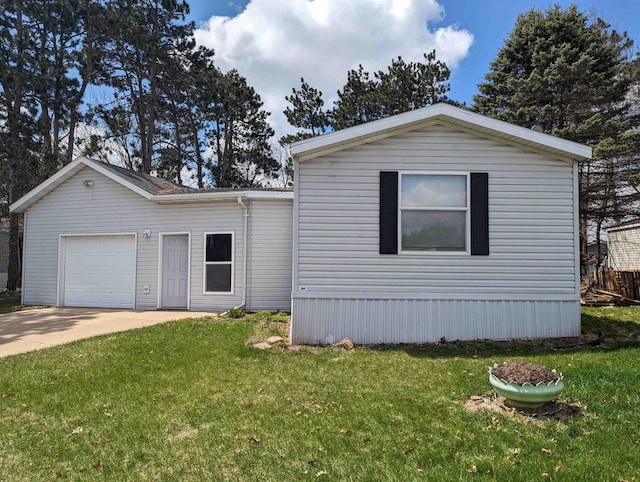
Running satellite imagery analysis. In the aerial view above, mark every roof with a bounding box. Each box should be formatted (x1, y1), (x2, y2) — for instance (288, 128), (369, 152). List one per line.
(289, 103), (592, 163)
(96, 162), (188, 195)
(606, 219), (640, 233)
(10, 156), (293, 213)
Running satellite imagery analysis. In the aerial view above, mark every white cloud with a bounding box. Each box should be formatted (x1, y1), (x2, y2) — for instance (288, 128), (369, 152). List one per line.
(194, 0), (473, 138)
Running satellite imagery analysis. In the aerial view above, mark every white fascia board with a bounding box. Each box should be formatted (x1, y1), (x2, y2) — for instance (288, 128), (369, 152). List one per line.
(151, 190), (293, 203)
(607, 223), (640, 233)
(10, 156), (154, 213)
(290, 103), (592, 162)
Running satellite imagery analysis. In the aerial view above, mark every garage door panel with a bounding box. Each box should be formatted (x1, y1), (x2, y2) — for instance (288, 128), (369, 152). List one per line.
(63, 235), (136, 308)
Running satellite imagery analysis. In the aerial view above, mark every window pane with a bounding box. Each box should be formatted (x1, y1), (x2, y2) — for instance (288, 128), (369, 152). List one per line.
(206, 234), (232, 262)
(401, 175), (466, 207)
(206, 264), (232, 292)
(401, 210), (466, 251)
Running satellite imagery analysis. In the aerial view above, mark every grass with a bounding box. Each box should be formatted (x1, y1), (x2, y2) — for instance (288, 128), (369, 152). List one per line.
(0, 290), (22, 313)
(0, 308), (639, 480)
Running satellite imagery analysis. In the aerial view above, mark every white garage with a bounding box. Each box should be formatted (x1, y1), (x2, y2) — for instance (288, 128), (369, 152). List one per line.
(60, 234), (136, 308)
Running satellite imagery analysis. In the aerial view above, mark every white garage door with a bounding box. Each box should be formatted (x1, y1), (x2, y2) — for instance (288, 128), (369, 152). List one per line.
(63, 235), (136, 308)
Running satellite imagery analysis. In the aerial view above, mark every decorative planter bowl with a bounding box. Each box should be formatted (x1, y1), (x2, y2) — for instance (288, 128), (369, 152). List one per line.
(489, 365), (564, 409)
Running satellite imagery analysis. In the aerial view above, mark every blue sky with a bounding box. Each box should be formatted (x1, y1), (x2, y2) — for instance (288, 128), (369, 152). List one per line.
(187, 0), (639, 134)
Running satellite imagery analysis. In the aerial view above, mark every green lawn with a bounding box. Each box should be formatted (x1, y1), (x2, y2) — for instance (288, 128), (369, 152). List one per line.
(1, 308), (639, 481)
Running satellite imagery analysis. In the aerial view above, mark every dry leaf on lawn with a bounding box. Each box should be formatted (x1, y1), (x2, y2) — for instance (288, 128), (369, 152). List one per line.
(541, 448), (552, 455)
(92, 460), (101, 470)
(71, 427), (83, 435)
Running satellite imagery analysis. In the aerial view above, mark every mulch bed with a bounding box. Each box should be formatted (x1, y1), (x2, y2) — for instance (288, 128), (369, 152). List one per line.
(491, 362), (560, 385)
(463, 395), (584, 423)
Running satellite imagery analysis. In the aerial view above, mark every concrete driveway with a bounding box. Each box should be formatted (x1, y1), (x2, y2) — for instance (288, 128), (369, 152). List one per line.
(0, 307), (216, 357)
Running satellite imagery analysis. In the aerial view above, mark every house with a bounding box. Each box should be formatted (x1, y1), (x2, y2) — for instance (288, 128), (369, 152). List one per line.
(289, 103), (591, 344)
(607, 219), (640, 271)
(9, 157), (293, 311)
(11, 104), (592, 344)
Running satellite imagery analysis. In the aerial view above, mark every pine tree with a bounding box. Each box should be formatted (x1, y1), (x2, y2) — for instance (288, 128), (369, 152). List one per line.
(331, 50), (452, 130)
(473, 5), (639, 261)
(206, 70), (278, 188)
(94, 0), (193, 174)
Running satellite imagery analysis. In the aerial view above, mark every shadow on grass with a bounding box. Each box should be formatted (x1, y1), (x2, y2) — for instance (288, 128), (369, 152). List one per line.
(367, 310), (640, 359)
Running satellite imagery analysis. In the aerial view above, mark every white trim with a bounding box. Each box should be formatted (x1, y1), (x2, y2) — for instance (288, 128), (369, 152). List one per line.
(291, 291), (581, 302)
(397, 171), (470, 255)
(292, 158), (300, 292)
(290, 103), (592, 162)
(573, 162), (580, 294)
(203, 231), (235, 295)
(235, 197), (249, 309)
(9, 155), (293, 213)
(291, 158), (300, 341)
(606, 222), (640, 233)
(10, 157), (154, 213)
(152, 191), (293, 203)
(57, 232), (138, 309)
(157, 232), (191, 309)
(20, 211), (26, 305)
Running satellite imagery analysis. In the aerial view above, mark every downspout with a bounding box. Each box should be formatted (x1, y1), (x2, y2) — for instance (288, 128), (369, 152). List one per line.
(234, 196), (249, 310)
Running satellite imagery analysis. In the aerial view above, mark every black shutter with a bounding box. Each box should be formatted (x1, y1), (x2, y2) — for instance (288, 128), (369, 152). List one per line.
(379, 171), (398, 254)
(470, 172), (489, 255)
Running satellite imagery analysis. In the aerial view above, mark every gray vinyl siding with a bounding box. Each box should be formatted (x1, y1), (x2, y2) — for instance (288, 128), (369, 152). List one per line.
(22, 167), (292, 311)
(295, 124), (578, 296)
(292, 122), (580, 343)
(608, 227), (640, 271)
(247, 200), (293, 311)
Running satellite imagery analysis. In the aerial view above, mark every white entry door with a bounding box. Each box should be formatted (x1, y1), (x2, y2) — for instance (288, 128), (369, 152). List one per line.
(162, 234), (189, 308)
(63, 235), (136, 308)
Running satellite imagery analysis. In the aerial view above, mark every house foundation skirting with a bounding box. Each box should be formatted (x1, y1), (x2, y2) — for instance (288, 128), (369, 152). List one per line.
(291, 297), (580, 345)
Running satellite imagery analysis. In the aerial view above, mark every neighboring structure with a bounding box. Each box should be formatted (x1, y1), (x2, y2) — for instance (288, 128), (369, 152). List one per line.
(289, 103), (591, 344)
(0, 220), (8, 288)
(607, 220), (640, 271)
(10, 157), (293, 312)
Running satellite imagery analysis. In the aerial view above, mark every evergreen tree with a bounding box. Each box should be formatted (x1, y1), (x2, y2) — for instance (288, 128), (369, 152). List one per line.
(473, 5), (639, 260)
(283, 78), (329, 139)
(94, 0), (193, 174)
(331, 50), (452, 130)
(0, 0), (99, 289)
(206, 70), (278, 188)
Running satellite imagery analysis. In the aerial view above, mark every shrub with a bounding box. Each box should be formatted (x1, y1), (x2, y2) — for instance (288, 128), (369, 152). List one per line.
(226, 307), (246, 319)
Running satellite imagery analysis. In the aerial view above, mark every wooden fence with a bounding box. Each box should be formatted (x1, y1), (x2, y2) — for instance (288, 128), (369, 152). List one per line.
(592, 268), (640, 301)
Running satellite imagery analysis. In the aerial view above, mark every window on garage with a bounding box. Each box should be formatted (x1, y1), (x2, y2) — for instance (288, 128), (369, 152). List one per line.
(204, 232), (233, 293)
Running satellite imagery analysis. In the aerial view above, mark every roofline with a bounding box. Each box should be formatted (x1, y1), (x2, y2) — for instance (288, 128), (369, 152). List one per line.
(607, 222), (640, 233)
(10, 156), (293, 213)
(10, 157), (155, 213)
(290, 103), (592, 163)
(152, 191), (294, 203)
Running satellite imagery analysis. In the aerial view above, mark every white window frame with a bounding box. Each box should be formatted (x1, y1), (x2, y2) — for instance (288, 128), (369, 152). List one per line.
(398, 171), (470, 255)
(203, 231), (234, 295)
